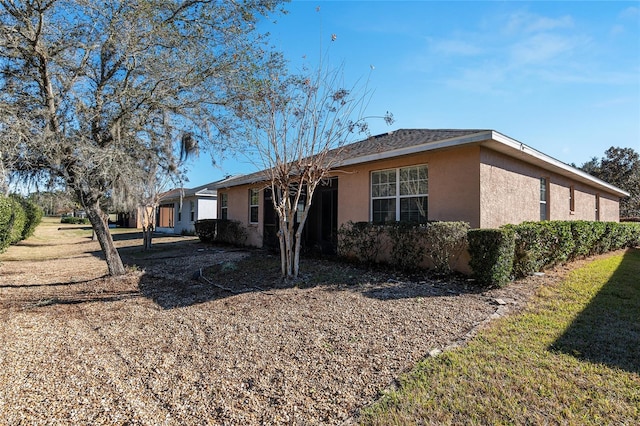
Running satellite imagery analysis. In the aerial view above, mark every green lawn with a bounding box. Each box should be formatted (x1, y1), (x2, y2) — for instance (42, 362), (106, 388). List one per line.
(361, 248), (640, 425)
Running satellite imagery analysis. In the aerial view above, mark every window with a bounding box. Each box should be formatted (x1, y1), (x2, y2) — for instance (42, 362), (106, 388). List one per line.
(249, 188), (259, 223)
(178, 210), (182, 222)
(190, 201), (195, 222)
(220, 193), (228, 220)
(371, 165), (428, 223)
(569, 185), (575, 213)
(595, 193), (600, 221)
(540, 177), (549, 221)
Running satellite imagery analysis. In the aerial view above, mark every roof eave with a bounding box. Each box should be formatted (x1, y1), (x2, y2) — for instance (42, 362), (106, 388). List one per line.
(335, 130), (494, 168)
(487, 131), (630, 198)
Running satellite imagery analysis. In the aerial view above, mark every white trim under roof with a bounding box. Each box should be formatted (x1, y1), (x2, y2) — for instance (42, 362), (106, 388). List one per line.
(219, 129), (630, 198)
(486, 131), (629, 198)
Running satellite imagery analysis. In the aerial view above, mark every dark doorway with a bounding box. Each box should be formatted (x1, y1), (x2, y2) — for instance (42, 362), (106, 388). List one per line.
(262, 178), (339, 255)
(303, 178), (339, 255)
(263, 188), (279, 250)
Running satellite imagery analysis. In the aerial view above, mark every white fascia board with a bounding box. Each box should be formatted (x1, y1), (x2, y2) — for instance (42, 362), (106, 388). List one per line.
(216, 172), (270, 188)
(489, 131), (630, 197)
(335, 131), (495, 168)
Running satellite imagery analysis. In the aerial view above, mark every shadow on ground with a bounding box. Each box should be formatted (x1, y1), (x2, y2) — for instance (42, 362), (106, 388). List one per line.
(134, 249), (485, 310)
(550, 248), (640, 374)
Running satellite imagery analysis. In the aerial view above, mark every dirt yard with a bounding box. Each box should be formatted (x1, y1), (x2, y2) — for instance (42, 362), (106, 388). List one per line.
(0, 218), (547, 425)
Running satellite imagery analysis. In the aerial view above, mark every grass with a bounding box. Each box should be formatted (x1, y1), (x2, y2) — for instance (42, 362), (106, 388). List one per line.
(361, 248), (640, 425)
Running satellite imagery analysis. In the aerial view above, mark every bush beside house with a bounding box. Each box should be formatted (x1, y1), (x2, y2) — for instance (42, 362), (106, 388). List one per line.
(470, 220), (640, 286)
(195, 219), (247, 246)
(337, 221), (469, 274)
(337, 219), (640, 288)
(468, 228), (515, 288)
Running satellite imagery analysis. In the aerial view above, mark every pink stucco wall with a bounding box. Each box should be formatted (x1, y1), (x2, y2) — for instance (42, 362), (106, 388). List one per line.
(479, 147), (620, 227)
(218, 183), (267, 247)
(337, 145), (482, 227)
(219, 144), (622, 250)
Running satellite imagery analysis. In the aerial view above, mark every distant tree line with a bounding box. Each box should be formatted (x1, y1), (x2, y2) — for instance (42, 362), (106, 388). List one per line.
(578, 147), (640, 219)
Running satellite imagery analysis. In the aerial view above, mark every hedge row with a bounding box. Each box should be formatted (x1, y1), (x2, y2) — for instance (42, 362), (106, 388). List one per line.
(0, 194), (44, 253)
(194, 219), (247, 246)
(60, 216), (90, 225)
(469, 220), (640, 287)
(337, 221), (470, 274)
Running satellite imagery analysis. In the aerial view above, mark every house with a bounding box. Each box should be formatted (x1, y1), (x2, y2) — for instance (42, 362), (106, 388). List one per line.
(156, 182), (219, 234)
(216, 129), (629, 252)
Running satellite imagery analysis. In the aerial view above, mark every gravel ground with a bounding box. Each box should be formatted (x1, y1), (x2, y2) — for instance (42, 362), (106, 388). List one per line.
(0, 223), (548, 425)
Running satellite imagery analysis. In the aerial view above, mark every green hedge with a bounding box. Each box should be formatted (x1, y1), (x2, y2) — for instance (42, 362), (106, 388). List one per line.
(0, 194), (43, 253)
(20, 198), (43, 240)
(500, 220), (640, 279)
(337, 221), (469, 274)
(8, 196), (27, 244)
(337, 221), (387, 265)
(194, 219), (247, 246)
(468, 228), (515, 287)
(60, 216), (90, 225)
(0, 195), (13, 253)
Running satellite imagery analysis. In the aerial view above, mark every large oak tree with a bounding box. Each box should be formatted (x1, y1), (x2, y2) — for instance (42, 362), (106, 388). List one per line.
(0, 0), (284, 275)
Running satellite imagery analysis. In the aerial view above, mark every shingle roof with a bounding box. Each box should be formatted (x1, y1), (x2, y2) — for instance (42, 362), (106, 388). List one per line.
(218, 129), (488, 187)
(337, 129), (487, 159)
(214, 128), (629, 197)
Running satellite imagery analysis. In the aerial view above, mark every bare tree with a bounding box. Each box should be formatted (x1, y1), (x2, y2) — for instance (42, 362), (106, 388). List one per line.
(246, 60), (392, 279)
(0, 0), (284, 275)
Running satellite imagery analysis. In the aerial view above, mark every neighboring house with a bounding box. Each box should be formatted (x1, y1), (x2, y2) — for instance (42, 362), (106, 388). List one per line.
(216, 129), (630, 252)
(156, 182), (219, 234)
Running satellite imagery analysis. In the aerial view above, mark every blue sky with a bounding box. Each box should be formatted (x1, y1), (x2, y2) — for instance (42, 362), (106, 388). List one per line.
(184, 0), (640, 187)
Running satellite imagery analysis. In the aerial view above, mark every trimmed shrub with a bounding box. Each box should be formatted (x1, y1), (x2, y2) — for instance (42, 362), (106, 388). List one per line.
(504, 222), (545, 278)
(216, 219), (247, 245)
(8, 196), (27, 244)
(570, 220), (600, 258)
(19, 198), (43, 240)
(468, 228), (515, 287)
(337, 221), (386, 265)
(339, 220), (469, 274)
(194, 219), (216, 243)
(627, 223), (640, 247)
(386, 221), (426, 272)
(424, 221), (470, 274)
(539, 221), (575, 268)
(60, 216), (90, 225)
(194, 219), (247, 246)
(0, 195), (13, 253)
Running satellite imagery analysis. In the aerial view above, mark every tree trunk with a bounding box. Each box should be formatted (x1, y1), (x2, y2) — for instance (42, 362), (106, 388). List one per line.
(142, 225), (153, 251)
(85, 203), (126, 276)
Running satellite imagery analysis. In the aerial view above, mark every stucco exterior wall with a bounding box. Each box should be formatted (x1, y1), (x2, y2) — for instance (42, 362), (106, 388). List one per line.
(479, 147), (620, 227)
(218, 184), (265, 247)
(336, 145), (482, 227)
(219, 144), (622, 250)
(480, 148), (542, 228)
(599, 192), (620, 221)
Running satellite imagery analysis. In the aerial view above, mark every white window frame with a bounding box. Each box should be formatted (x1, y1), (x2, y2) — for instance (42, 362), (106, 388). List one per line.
(540, 177), (549, 221)
(249, 188), (259, 224)
(371, 164), (428, 223)
(220, 193), (228, 220)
